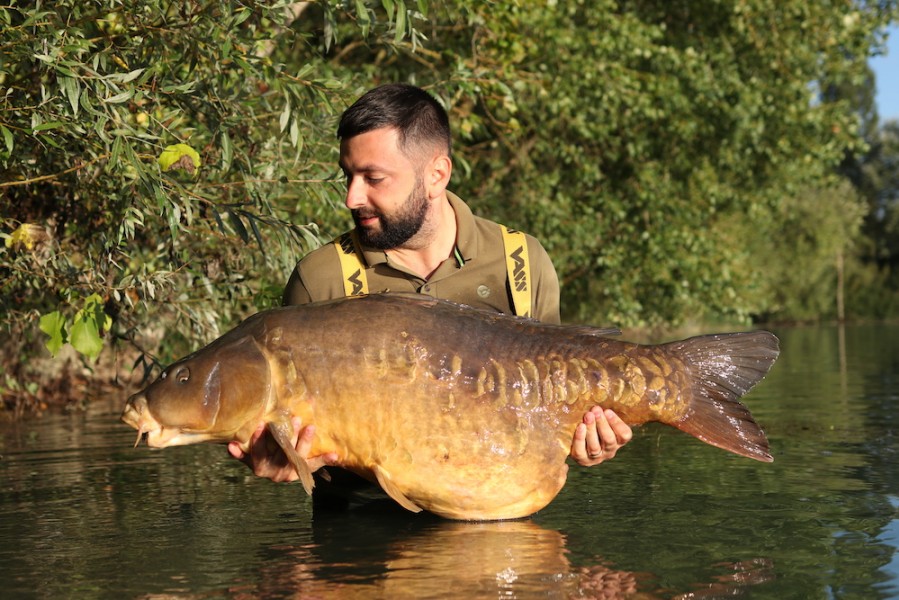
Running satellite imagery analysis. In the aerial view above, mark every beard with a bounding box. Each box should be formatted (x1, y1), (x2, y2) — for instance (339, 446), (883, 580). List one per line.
(353, 180), (429, 250)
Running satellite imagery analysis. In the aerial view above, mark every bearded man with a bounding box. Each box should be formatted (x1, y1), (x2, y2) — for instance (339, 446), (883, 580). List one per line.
(229, 84), (632, 507)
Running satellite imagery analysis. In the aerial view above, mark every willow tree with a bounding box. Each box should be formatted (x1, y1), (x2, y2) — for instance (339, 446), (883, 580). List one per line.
(0, 1), (411, 407)
(2, 1), (896, 409)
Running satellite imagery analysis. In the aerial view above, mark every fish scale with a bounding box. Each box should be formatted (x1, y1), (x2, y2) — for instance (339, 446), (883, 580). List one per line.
(122, 293), (779, 520)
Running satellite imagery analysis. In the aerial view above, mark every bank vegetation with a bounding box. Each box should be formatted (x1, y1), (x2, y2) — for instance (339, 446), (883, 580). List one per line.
(2, 1), (898, 411)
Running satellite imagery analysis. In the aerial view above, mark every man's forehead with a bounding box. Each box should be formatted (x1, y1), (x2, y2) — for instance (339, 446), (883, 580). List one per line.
(338, 151), (400, 173)
(341, 126), (398, 152)
(339, 129), (411, 170)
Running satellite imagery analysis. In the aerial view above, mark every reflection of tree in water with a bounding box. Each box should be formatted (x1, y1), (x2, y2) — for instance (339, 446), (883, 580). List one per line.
(521, 324), (899, 598)
(773, 325), (899, 593)
(847, 324), (899, 497)
(248, 509), (773, 599)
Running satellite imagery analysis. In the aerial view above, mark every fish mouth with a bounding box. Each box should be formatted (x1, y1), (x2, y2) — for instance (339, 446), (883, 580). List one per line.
(121, 393), (215, 448)
(121, 394), (175, 448)
(133, 430), (149, 448)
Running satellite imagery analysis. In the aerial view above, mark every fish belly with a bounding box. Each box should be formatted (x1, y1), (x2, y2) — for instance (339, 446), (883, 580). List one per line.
(298, 362), (573, 520)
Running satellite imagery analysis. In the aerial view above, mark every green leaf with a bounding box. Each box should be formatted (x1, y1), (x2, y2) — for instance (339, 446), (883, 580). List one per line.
(118, 68), (146, 84)
(382, 0), (395, 19)
(355, 0), (370, 37)
(39, 311), (68, 357)
(58, 75), (81, 116)
(395, 0), (407, 43)
(289, 118), (301, 149)
(55, 64), (78, 78)
(104, 90), (134, 104)
(213, 208), (226, 234)
(71, 294), (110, 361)
(0, 125), (12, 154)
(322, 4), (337, 51)
(232, 7), (252, 27)
(279, 100), (291, 133)
(161, 81), (196, 94)
(70, 317), (103, 361)
(248, 214), (265, 252)
(31, 121), (64, 132)
(221, 130), (232, 171)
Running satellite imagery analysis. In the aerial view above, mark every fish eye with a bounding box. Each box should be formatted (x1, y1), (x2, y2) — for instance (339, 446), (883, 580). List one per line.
(175, 366), (190, 383)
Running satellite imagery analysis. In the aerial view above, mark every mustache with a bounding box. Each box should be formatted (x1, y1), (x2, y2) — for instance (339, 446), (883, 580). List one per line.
(352, 208), (380, 221)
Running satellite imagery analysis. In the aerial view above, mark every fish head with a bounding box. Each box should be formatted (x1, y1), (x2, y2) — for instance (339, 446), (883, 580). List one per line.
(122, 334), (271, 448)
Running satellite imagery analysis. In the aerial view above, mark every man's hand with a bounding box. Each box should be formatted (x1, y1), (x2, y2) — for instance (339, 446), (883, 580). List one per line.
(570, 407), (633, 467)
(227, 416), (338, 482)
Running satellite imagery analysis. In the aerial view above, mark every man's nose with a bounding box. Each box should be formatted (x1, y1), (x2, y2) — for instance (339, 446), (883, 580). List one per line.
(345, 178), (366, 210)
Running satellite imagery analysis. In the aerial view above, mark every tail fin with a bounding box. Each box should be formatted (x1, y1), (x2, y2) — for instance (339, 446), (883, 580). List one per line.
(666, 331), (779, 462)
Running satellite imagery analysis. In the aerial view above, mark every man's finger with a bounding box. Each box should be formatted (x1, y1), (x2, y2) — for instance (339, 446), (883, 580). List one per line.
(583, 409), (603, 458)
(227, 441), (245, 461)
(290, 416), (303, 448)
(594, 409), (619, 449)
(605, 409), (633, 443)
(297, 423), (315, 455)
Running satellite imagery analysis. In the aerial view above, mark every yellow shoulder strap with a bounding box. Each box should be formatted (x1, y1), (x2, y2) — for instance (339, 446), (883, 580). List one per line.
(500, 226), (531, 318)
(334, 231), (369, 296)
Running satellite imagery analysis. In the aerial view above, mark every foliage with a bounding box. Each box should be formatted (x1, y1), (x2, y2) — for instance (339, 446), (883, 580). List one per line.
(1, 0), (898, 407)
(429, 1), (895, 326)
(838, 84), (899, 320)
(853, 121), (899, 263)
(737, 181), (868, 322)
(0, 1), (366, 373)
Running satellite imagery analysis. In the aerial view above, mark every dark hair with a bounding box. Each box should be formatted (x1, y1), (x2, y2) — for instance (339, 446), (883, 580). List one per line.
(337, 83), (451, 158)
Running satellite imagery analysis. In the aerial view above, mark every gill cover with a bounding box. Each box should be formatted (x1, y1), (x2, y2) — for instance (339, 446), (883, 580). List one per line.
(143, 335), (271, 438)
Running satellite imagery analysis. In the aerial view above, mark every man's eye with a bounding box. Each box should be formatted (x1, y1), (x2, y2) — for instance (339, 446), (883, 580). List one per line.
(366, 177), (384, 185)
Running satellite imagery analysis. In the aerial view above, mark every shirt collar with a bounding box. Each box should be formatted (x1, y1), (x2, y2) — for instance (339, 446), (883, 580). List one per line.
(448, 191), (479, 262)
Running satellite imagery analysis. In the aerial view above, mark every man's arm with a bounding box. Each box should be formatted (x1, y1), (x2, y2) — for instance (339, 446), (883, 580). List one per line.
(282, 265), (314, 306)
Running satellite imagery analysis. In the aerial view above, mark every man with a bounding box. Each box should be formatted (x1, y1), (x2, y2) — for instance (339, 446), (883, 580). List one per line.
(229, 83), (632, 496)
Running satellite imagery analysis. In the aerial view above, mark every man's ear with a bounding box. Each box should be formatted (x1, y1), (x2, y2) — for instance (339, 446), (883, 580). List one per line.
(426, 153), (452, 198)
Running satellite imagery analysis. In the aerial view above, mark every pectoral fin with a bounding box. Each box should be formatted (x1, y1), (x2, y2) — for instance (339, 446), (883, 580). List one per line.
(268, 416), (315, 495)
(373, 465), (423, 513)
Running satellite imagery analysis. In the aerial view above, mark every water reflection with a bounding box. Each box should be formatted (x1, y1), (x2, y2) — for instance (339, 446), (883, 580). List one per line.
(245, 511), (773, 599)
(2, 324), (899, 598)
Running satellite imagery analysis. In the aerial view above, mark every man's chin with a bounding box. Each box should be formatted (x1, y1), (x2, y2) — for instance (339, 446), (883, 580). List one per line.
(357, 228), (386, 249)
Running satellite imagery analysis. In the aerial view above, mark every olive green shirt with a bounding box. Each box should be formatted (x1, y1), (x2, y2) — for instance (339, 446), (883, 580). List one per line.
(283, 192), (561, 324)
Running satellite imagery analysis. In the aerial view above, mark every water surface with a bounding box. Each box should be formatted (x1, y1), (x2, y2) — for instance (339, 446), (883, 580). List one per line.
(1, 324), (897, 598)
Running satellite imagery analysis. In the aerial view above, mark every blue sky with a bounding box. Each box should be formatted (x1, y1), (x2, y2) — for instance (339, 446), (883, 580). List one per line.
(870, 24), (899, 123)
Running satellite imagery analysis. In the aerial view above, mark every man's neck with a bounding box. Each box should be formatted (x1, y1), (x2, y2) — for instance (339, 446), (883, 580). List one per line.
(386, 194), (457, 280)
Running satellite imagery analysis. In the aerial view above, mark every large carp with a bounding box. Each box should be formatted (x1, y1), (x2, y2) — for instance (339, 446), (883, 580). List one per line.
(122, 293), (778, 520)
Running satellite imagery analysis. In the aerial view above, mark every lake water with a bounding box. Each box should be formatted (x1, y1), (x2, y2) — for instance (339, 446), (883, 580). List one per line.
(1, 324), (898, 599)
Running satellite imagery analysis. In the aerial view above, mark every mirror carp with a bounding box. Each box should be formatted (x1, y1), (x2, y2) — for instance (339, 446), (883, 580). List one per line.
(122, 293), (778, 520)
